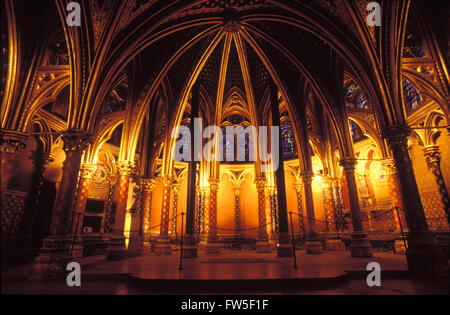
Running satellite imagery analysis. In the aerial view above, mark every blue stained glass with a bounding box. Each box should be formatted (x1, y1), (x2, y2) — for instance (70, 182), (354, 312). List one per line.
(281, 120), (295, 157)
(345, 83), (356, 97)
(402, 79), (420, 113)
(355, 92), (369, 109)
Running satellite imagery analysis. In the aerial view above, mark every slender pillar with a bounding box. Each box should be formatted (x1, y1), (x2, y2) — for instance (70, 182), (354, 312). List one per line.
(104, 175), (118, 234)
(139, 178), (156, 251)
(301, 171), (323, 254)
(322, 177), (345, 251)
(383, 159), (408, 253)
(269, 83), (291, 257)
(171, 183), (180, 237)
(423, 146), (450, 225)
(256, 177), (270, 252)
(70, 163), (96, 257)
(294, 183), (306, 234)
(31, 130), (91, 281)
(205, 178), (220, 254)
(339, 158), (373, 257)
(234, 187), (241, 235)
(155, 176), (172, 255)
(184, 83), (200, 258)
(24, 152), (54, 250)
(384, 127), (446, 275)
(105, 161), (134, 260)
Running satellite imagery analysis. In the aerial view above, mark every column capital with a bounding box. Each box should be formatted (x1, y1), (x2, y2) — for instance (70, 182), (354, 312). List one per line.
(300, 171), (314, 184)
(382, 158), (397, 174)
(208, 178), (220, 192)
(171, 182), (180, 193)
(62, 129), (92, 152)
(339, 158), (357, 172)
(116, 160), (135, 176)
(255, 177), (266, 190)
(141, 178), (157, 191)
(382, 125), (411, 148)
(108, 174), (119, 186)
(294, 182), (303, 192)
(423, 145), (441, 163)
(0, 129), (28, 154)
(80, 163), (97, 179)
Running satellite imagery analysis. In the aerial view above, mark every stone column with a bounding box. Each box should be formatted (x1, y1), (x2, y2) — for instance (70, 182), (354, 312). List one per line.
(171, 183), (180, 237)
(294, 183), (306, 235)
(205, 178), (220, 254)
(234, 187), (241, 235)
(423, 146), (450, 225)
(70, 163), (96, 257)
(139, 178), (156, 251)
(24, 152), (54, 250)
(383, 159), (408, 254)
(339, 158), (373, 257)
(256, 177), (270, 252)
(106, 161), (134, 260)
(269, 187), (279, 236)
(269, 83), (291, 257)
(103, 175), (118, 234)
(322, 177), (345, 251)
(301, 171), (323, 254)
(384, 127), (446, 275)
(155, 176), (172, 255)
(31, 130), (91, 281)
(0, 129), (27, 196)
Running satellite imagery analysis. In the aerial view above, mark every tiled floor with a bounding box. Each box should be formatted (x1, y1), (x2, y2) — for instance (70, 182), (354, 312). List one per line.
(2, 249), (448, 295)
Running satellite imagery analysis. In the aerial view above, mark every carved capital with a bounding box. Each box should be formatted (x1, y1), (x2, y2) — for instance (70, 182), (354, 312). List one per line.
(108, 174), (119, 186)
(171, 183), (180, 194)
(208, 178), (220, 192)
(141, 178), (157, 191)
(0, 129), (28, 154)
(116, 160), (135, 176)
(255, 177), (266, 190)
(423, 145), (441, 164)
(62, 129), (92, 152)
(300, 171), (314, 184)
(161, 175), (173, 187)
(382, 125), (410, 149)
(382, 158), (397, 174)
(80, 163), (97, 179)
(339, 158), (357, 173)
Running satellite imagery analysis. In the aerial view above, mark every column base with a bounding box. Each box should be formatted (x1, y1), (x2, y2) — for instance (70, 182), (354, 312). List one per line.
(406, 231), (448, 276)
(31, 237), (70, 282)
(256, 238), (271, 253)
(277, 233), (292, 257)
(154, 236), (172, 255)
(127, 237), (143, 257)
(324, 239), (346, 251)
(105, 235), (127, 260)
(203, 235), (220, 254)
(350, 232), (373, 258)
(182, 234), (198, 258)
(306, 240), (324, 254)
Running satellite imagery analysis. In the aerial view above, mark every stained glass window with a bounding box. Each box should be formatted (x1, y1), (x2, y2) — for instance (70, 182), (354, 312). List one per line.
(281, 119), (295, 157)
(349, 120), (365, 142)
(402, 79), (421, 113)
(345, 82), (356, 97)
(355, 92), (369, 109)
(222, 126), (233, 161)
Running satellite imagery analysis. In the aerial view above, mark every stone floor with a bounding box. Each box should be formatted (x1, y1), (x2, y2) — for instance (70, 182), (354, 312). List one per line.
(2, 249), (448, 295)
